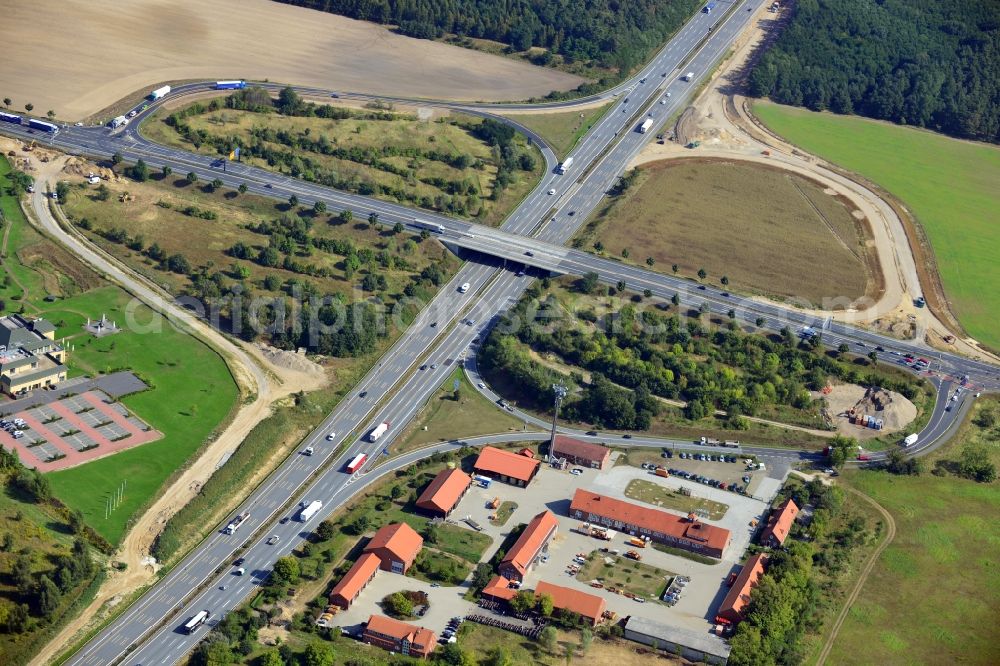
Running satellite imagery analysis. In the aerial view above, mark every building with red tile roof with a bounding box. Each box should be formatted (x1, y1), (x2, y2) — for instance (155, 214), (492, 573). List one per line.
(759, 498), (799, 547)
(569, 489), (731, 559)
(473, 446), (540, 486)
(482, 575), (519, 602)
(499, 510), (558, 582)
(364, 523), (423, 574)
(329, 552), (381, 609)
(363, 614), (437, 658)
(534, 581), (607, 627)
(716, 553), (769, 624)
(551, 435), (611, 470)
(415, 468), (472, 518)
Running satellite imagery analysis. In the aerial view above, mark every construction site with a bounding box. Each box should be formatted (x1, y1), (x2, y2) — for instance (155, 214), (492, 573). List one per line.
(820, 383), (917, 440)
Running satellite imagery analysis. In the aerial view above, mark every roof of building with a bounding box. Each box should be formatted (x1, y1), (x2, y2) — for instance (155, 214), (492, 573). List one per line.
(364, 522), (423, 564)
(551, 435), (611, 463)
(624, 616), (731, 660)
(329, 552), (381, 603)
(501, 510), (558, 577)
(570, 489), (730, 554)
(760, 498), (799, 546)
(718, 552), (768, 622)
(534, 580), (606, 620)
(482, 575), (518, 601)
(474, 446), (540, 483)
(415, 468), (472, 514)
(365, 614), (436, 648)
(32, 319), (56, 335)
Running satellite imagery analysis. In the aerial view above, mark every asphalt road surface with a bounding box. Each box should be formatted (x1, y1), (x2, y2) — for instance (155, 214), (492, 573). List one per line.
(4, 1), (986, 663)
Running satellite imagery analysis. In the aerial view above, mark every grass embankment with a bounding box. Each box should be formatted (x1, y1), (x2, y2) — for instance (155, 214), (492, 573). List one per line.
(504, 102), (613, 159)
(823, 398), (1000, 664)
(394, 367), (524, 454)
(752, 100), (1000, 350)
(576, 159), (874, 307)
(625, 479), (728, 520)
(142, 101), (543, 227)
(60, 176), (453, 300)
(575, 551), (674, 604)
(456, 621), (660, 666)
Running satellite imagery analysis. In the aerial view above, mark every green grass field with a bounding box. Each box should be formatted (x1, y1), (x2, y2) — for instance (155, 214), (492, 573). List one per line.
(45, 286), (238, 544)
(625, 478), (728, 520)
(826, 400), (1000, 664)
(752, 101), (1000, 349)
(503, 102), (613, 159)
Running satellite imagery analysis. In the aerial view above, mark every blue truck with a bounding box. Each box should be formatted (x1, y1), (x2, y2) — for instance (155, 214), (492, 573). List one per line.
(215, 80), (247, 90)
(0, 112), (22, 125)
(27, 119), (58, 133)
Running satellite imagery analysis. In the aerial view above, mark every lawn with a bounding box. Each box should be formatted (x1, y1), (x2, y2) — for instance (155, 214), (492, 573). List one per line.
(456, 622), (660, 666)
(752, 100), (1000, 350)
(504, 102), (613, 159)
(395, 367), (524, 453)
(823, 400), (1000, 665)
(574, 551), (674, 604)
(576, 158), (874, 306)
(490, 500), (517, 526)
(45, 287), (238, 544)
(624, 478), (729, 520)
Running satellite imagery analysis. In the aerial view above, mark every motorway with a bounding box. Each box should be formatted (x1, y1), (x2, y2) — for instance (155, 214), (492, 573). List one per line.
(0, 1), (986, 664)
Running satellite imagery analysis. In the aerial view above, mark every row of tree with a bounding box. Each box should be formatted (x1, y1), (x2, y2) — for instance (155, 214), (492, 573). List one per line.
(749, 0), (1000, 143)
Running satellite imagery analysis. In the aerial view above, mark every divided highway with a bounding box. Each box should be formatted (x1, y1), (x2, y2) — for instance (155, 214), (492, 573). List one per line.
(0, 1), (983, 664)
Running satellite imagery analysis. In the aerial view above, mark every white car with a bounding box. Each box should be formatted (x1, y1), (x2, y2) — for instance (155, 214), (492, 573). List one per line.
(478, 382), (486, 389)
(326, 432), (336, 441)
(459, 283), (470, 293)
(548, 189), (556, 195)
(570, 468), (584, 476)
(660, 100), (666, 104)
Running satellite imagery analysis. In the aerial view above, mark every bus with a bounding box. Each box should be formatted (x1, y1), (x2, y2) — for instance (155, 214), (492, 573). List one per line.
(183, 610), (211, 634)
(413, 219), (445, 234)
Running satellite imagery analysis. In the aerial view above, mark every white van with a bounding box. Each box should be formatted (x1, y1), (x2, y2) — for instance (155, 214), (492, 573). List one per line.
(235, 567), (245, 576)
(459, 283), (471, 293)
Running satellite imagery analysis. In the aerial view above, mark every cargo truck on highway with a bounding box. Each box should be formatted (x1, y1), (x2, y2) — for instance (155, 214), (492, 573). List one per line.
(703, 1), (717, 12)
(556, 157), (573, 174)
(345, 453), (368, 474)
(27, 119), (58, 133)
(215, 80), (247, 90)
(148, 85), (171, 100)
(368, 422), (390, 442)
(0, 112), (21, 125)
(299, 500), (323, 522)
(683, 72), (695, 82)
(223, 511), (249, 535)
(638, 118), (654, 133)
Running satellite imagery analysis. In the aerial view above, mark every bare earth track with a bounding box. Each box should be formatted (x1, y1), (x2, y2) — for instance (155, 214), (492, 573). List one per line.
(0, 0), (582, 121)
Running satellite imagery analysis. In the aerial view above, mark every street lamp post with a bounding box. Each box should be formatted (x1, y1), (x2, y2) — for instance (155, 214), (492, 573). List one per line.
(549, 384), (567, 449)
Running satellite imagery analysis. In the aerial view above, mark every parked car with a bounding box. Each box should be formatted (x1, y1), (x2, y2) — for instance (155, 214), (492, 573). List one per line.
(266, 535), (279, 545)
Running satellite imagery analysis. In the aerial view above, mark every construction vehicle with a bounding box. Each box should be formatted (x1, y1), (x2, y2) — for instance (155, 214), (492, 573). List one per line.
(625, 550), (642, 561)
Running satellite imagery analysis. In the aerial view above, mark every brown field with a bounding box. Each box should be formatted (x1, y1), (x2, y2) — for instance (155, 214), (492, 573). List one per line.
(0, 0), (583, 122)
(59, 168), (455, 299)
(579, 159), (877, 307)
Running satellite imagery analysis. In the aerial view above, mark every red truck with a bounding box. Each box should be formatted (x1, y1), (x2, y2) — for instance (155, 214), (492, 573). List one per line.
(345, 453), (368, 474)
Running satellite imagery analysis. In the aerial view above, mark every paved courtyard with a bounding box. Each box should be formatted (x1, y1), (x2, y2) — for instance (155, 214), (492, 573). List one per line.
(0, 386), (160, 471)
(332, 455), (787, 637)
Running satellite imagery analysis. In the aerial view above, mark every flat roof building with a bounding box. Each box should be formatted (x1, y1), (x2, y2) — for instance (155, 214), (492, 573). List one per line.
(363, 614), (436, 659)
(499, 509), (558, 582)
(569, 489), (731, 559)
(551, 435), (611, 470)
(624, 616), (731, 665)
(415, 468), (472, 517)
(0, 315), (67, 396)
(760, 498), (799, 548)
(364, 522), (423, 574)
(328, 552), (381, 609)
(717, 552), (768, 624)
(534, 581), (606, 626)
(473, 446), (540, 486)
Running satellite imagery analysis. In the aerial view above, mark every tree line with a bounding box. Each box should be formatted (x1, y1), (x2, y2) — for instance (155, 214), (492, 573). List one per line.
(749, 0), (1000, 143)
(274, 0), (702, 77)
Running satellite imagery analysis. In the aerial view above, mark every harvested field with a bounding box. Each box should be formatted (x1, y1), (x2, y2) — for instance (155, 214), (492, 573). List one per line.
(0, 0), (582, 122)
(580, 158), (876, 307)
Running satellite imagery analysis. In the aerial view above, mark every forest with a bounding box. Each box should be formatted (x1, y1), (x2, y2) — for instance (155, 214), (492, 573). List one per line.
(749, 0), (1000, 143)
(274, 0), (702, 77)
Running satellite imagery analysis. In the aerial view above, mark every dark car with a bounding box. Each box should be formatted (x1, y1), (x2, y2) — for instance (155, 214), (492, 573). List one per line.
(233, 558), (245, 567)
(524, 251), (534, 257)
(359, 391), (368, 398)
(698, 285), (706, 290)
(586, 431), (598, 436)
(568, 211), (576, 216)
(622, 434), (632, 439)
(876, 345), (885, 352)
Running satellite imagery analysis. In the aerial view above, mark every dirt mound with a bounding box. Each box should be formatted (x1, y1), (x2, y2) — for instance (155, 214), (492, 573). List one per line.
(256, 343), (324, 376)
(674, 106), (699, 146)
(821, 383), (916, 440)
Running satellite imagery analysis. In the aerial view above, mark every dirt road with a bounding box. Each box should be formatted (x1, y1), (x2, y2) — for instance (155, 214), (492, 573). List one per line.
(629, 5), (996, 363)
(22, 155), (328, 665)
(2, 0), (582, 121)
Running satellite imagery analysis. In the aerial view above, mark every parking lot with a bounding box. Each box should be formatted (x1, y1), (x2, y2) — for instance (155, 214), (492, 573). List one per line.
(0, 389), (160, 470)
